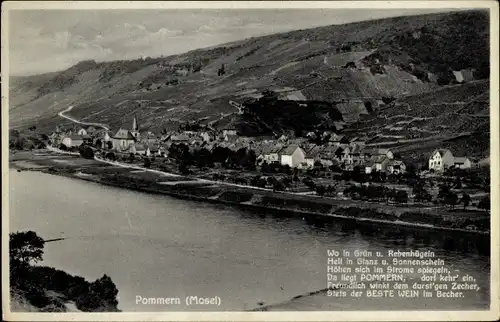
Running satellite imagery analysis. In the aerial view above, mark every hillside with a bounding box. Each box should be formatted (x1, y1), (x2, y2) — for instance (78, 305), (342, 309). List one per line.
(9, 9), (490, 147)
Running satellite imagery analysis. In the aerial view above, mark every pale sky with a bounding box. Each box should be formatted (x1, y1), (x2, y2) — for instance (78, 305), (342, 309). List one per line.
(9, 8), (457, 76)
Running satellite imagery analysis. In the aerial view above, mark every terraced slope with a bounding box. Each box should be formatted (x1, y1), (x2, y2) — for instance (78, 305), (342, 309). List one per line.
(9, 10), (489, 140)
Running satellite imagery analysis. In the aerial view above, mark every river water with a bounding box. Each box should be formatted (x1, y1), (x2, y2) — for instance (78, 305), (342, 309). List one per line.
(9, 170), (490, 311)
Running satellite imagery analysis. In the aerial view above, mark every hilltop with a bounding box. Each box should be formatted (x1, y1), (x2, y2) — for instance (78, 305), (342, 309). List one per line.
(9, 9), (489, 158)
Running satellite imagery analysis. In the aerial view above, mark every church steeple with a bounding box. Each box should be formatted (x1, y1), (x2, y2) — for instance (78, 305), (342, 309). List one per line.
(132, 115), (139, 131)
(131, 115), (140, 140)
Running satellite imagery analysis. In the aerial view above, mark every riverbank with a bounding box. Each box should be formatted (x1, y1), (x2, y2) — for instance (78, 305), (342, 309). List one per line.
(9, 150), (490, 235)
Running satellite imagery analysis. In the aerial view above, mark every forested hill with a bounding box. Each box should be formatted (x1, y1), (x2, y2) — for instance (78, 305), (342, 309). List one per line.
(10, 9), (489, 137)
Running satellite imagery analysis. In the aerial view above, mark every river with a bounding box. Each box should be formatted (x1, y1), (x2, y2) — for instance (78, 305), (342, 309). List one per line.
(9, 170), (490, 311)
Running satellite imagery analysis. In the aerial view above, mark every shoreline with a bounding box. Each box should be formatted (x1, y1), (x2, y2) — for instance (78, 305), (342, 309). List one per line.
(8, 150), (490, 236)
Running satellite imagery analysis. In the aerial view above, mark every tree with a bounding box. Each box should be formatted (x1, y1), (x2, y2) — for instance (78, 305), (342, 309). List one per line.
(10, 231), (45, 268)
(444, 191), (459, 209)
(315, 185), (326, 196)
(89, 274), (119, 308)
(106, 152), (116, 161)
(260, 161), (270, 173)
(247, 149), (257, 170)
(179, 161), (190, 175)
(461, 193), (471, 210)
(282, 164), (292, 175)
(95, 139), (102, 149)
(326, 185), (336, 196)
(128, 153), (135, 162)
(352, 166), (365, 183)
(79, 145), (95, 159)
(193, 148), (213, 169)
(250, 175), (267, 188)
(478, 196), (490, 210)
(302, 177), (316, 190)
(144, 158), (151, 168)
(282, 177), (292, 189)
(58, 143), (68, 151)
(414, 185), (432, 203)
(106, 141), (113, 150)
(272, 179), (285, 192)
(438, 184), (451, 200)
(394, 190), (409, 204)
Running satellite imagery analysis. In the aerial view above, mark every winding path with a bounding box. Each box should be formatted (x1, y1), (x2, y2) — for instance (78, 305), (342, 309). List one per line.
(58, 105), (110, 131)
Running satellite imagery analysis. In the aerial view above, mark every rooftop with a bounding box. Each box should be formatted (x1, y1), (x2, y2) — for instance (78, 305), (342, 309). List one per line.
(113, 129), (135, 140)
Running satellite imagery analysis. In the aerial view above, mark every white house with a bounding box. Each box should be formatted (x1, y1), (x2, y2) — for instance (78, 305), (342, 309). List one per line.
(429, 149), (455, 172)
(61, 135), (84, 148)
(259, 145), (283, 164)
(453, 157), (472, 169)
(280, 145), (306, 168)
(77, 128), (88, 136)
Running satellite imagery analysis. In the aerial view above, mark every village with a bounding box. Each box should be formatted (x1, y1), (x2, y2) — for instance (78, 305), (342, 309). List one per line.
(37, 114), (490, 213)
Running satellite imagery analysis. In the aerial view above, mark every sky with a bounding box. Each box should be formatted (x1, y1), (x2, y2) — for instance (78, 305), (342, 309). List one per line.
(8, 8), (458, 76)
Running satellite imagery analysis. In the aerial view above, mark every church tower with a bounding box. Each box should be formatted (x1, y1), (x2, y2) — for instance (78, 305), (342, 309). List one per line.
(130, 115), (140, 140)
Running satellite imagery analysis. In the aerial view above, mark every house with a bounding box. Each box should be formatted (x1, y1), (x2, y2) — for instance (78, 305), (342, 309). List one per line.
(304, 145), (323, 168)
(280, 145), (306, 168)
(365, 156), (390, 174)
(350, 145), (366, 165)
(86, 126), (97, 134)
(387, 160), (406, 174)
(61, 135), (84, 148)
(329, 134), (349, 146)
(429, 149), (455, 172)
(224, 132), (239, 142)
(170, 134), (190, 144)
(363, 148), (394, 160)
(81, 135), (93, 145)
(222, 129), (238, 137)
(258, 145), (283, 164)
(453, 69), (475, 83)
(333, 121), (345, 131)
(341, 146), (353, 165)
(111, 129), (137, 152)
(77, 128), (88, 136)
(131, 143), (151, 156)
(149, 144), (164, 157)
(93, 131), (112, 149)
(453, 157), (472, 169)
(200, 132), (212, 142)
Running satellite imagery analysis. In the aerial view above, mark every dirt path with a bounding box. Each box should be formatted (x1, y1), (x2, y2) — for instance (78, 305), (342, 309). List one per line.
(58, 105), (110, 131)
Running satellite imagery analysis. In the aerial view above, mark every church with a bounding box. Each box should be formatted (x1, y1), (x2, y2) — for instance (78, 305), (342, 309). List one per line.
(111, 116), (141, 152)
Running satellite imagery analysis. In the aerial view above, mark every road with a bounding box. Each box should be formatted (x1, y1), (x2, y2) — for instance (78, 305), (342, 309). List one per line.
(58, 105), (110, 131)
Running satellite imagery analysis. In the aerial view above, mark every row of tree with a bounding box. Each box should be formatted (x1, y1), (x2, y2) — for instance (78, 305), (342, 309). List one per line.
(168, 143), (257, 174)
